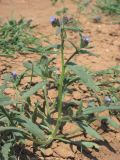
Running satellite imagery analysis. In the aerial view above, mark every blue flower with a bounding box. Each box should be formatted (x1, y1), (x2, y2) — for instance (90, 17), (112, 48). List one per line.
(82, 36), (90, 44)
(81, 36), (90, 47)
(93, 15), (101, 23)
(50, 16), (60, 27)
(11, 71), (17, 79)
(104, 96), (111, 104)
(50, 16), (56, 24)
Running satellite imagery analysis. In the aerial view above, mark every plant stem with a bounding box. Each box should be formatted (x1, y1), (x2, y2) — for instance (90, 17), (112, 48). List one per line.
(43, 85), (50, 116)
(52, 26), (65, 138)
(65, 51), (77, 65)
(30, 62), (34, 87)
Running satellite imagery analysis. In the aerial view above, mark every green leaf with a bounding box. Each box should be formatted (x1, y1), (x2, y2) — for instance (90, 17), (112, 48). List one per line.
(15, 72), (26, 86)
(0, 116), (8, 124)
(76, 121), (103, 140)
(24, 56), (55, 78)
(56, 7), (68, 15)
(15, 115), (47, 142)
(32, 107), (38, 123)
(0, 84), (7, 92)
(0, 126), (28, 135)
(0, 94), (13, 106)
(75, 100), (83, 116)
(3, 74), (13, 82)
(23, 61), (42, 76)
(83, 105), (120, 115)
(98, 116), (120, 128)
(1, 143), (12, 160)
(94, 65), (120, 76)
(22, 82), (46, 99)
(95, 68), (114, 76)
(9, 156), (16, 160)
(64, 26), (83, 32)
(81, 141), (99, 149)
(77, 49), (96, 56)
(67, 64), (99, 91)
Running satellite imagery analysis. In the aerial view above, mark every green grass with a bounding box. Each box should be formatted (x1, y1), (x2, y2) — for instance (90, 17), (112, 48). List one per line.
(70, 0), (120, 24)
(0, 18), (41, 56)
(96, 0), (120, 15)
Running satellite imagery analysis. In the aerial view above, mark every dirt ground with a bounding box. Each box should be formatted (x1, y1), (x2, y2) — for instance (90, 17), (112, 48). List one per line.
(0, 0), (120, 160)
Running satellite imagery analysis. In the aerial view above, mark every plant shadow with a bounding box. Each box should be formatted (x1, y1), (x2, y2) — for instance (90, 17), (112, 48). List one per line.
(15, 145), (39, 160)
(69, 136), (117, 160)
(98, 139), (116, 153)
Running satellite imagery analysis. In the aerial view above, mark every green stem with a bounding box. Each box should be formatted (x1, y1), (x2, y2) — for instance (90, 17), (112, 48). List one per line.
(30, 62), (34, 87)
(43, 85), (50, 116)
(14, 84), (20, 110)
(52, 26), (65, 137)
(65, 51), (77, 65)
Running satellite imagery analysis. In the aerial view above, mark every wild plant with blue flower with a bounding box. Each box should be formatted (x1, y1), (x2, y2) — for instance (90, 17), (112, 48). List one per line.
(0, 14), (120, 159)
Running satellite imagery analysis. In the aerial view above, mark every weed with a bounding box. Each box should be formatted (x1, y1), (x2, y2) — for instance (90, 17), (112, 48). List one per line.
(94, 66), (120, 120)
(0, 18), (56, 56)
(0, 15), (120, 159)
(96, 0), (120, 15)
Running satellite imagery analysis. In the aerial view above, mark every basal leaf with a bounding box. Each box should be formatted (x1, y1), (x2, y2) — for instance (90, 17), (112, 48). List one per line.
(15, 115), (47, 141)
(1, 142), (12, 160)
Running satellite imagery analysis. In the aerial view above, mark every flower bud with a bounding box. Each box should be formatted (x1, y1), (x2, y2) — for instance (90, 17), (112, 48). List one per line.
(62, 16), (69, 24)
(11, 71), (17, 79)
(93, 15), (101, 23)
(81, 36), (90, 48)
(104, 96), (112, 104)
(50, 16), (60, 27)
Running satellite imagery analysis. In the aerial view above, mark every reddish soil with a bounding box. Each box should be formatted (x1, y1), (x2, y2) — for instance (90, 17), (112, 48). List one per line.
(0, 0), (120, 160)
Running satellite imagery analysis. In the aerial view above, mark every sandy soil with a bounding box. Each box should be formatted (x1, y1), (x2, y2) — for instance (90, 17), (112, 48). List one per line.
(0, 0), (120, 160)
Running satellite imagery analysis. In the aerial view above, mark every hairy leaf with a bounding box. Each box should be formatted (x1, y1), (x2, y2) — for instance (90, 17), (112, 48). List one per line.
(67, 63), (99, 91)
(22, 82), (46, 99)
(83, 105), (120, 115)
(0, 94), (13, 106)
(81, 141), (99, 149)
(76, 121), (103, 140)
(64, 26), (83, 32)
(1, 143), (12, 160)
(14, 115), (47, 142)
(0, 126), (28, 135)
(98, 116), (120, 128)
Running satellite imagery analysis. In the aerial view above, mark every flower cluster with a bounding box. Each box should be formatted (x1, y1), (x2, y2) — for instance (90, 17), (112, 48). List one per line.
(50, 16), (60, 27)
(50, 16), (69, 27)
